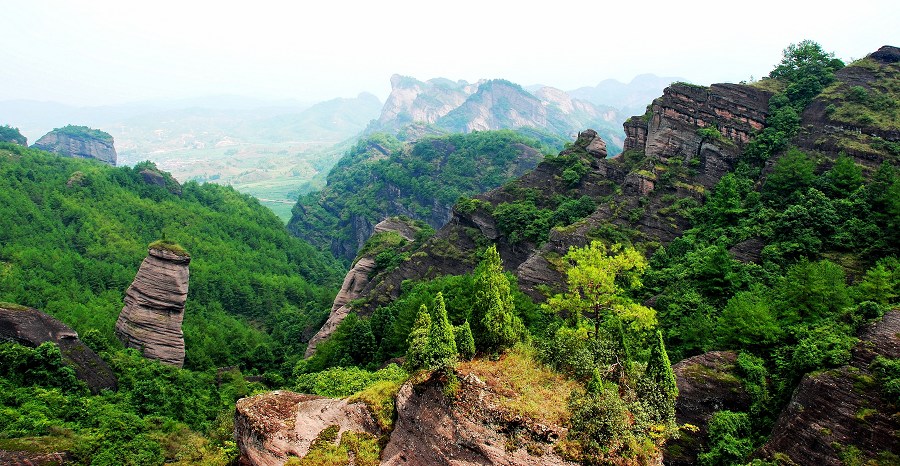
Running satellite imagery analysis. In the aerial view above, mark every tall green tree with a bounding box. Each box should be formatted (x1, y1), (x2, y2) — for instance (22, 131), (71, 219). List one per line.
(472, 245), (523, 352)
(405, 305), (432, 371)
(643, 330), (678, 424)
(427, 292), (457, 370)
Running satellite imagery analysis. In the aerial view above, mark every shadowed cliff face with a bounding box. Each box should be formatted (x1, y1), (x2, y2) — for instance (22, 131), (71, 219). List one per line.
(115, 247), (190, 367)
(0, 304), (117, 394)
(32, 127), (117, 166)
(759, 310), (900, 465)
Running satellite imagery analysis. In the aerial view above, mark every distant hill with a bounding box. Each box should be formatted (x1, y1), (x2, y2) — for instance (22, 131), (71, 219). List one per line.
(367, 75), (626, 154)
(569, 73), (684, 117)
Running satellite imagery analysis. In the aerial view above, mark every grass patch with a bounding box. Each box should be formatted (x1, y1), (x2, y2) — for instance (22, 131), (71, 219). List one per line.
(287, 427), (380, 466)
(346, 379), (404, 431)
(0, 430), (78, 453)
(148, 239), (190, 257)
(458, 343), (578, 425)
(0, 301), (31, 311)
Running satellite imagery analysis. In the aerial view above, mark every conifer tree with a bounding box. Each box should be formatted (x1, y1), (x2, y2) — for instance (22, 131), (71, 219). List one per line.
(428, 292), (457, 370)
(406, 305), (432, 371)
(455, 320), (476, 360)
(472, 245), (523, 352)
(644, 330), (678, 423)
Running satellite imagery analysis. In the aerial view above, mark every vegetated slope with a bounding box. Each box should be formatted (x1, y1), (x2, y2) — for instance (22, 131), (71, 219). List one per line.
(0, 143), (343, 371)
(366, 74), (625, 154)
(303, 43), (899, 464)
(287, 130), (547, 261)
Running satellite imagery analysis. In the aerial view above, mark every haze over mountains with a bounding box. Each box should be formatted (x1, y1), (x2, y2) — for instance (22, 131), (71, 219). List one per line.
(0, 73), (678, 220)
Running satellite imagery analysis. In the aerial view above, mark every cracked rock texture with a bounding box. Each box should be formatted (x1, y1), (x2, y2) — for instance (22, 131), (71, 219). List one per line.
(115, 247), (190, 367)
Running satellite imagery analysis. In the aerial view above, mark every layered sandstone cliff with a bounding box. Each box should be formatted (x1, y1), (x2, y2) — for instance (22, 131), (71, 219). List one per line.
(32, 125), (117, 166)
(759, 310), (899, 464)
(0, 303), (117, 393)
(115, 245), (190, 367)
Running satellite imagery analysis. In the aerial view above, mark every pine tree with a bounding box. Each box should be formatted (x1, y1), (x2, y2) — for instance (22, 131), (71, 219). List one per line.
(644, 330), (678, 423)
(455, 320), (476, 360)
(405, 305), (432, 371)
(472, 245), (522, 352)
(428, 292), (457, 370)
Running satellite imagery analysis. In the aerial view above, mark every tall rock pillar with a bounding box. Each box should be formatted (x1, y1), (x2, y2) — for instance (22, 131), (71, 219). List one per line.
(115, 245), (190, 367)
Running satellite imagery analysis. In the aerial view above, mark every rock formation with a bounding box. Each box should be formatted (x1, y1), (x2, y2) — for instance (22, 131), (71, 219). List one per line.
(305, 218), (419, 357)
(759, 310), (900, 464)
(381, 372), (575, 466)
(115, 245), (190, 367)
(235, 371), (577, 466)
(32, 125), (117, 166)
(0, 303), (117, 393)
(665, 351), (750, 466)
(234, 390), (382, 466)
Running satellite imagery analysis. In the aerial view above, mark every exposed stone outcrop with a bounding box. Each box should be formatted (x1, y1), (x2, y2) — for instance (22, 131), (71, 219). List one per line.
(305, 218), (419, 357)
(665, 351), (750, 466)
(234, 390), (381, 466)
(0, 303), (117, 394)
(759, 310), (900, 464)
(32, 125), (117, 166)
(381, 372), (576, 466)
(0, 450), (72, 466)
(115, 246), (190, 367)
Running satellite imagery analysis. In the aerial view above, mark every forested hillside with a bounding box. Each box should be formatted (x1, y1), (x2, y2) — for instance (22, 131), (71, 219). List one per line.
(288, 130), (548, 261)
(275, 42), (900, 465)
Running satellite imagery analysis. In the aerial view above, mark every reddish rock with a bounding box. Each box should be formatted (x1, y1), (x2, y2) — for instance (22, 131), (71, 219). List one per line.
(0, 303), (117, 394)
(234, 390), (381, 466)
(759, 310), (900, 464)
(115, 247), (190, 367)
(382, 372), (575, 466)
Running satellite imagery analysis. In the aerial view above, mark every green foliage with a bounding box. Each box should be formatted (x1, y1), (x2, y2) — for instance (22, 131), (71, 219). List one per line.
(426, 292), (458, 370)
(294, 364), (406, 398)
(0, 125), (27, 145)
(823, 153), (863, 197)
(0, 144), (342, 374)
(698, 411), (754, 466)
(405, 305), (433, 371)
(472, 245), (524, 352)
(644, 331), (678, 417)
(716, 289), (781, 350)
(0, 342), (82, 393)
(147, 239), (190, 257)
(567, 383), (631, 462)
(494, 195), (596, 245)
(454, 320), (476, 360)
(762, 147), (816, 205)
(52, 125), (115, 143)
(869, 356), (900, 401)
(290, 130), (546, 260)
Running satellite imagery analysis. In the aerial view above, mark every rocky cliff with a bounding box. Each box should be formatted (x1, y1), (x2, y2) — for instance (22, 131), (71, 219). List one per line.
(234, 390), (382, 466)
(665, 351), (750, 465)
(235, 370), (576, 466)
(759, 310), (899, 464)
(114, 245), (190, 367)
(0, 303), (117, 394)
(32, 125), (117, 166)
(304, 218), (420, 357)
(373, 75), (480, 132)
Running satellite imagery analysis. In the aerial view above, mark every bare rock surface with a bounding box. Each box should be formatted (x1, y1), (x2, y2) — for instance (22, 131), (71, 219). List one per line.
(234, 390), (380, 466)
(0, 450), (72, 466)
(115, 247), (190, 367)
(759, 310), (900, 464)
(381, 372), (575, 466)
(0, 303), (117, 393)
(665, 351), (750, 466)
(32, 126), (117, 166)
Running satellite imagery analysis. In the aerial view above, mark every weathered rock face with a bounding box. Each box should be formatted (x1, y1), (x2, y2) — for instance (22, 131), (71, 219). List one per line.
(115, 247), (190, 367)
(373, 75), (480, 132)
(305, 218), (419, 357)
(234, 390), (381, 466)
(664, 351), (750, 466)
(32, 126), (117, 166)
(382, 372), (576, 466)
(759, 310), (900, 464)
(0, 303), (117, 394)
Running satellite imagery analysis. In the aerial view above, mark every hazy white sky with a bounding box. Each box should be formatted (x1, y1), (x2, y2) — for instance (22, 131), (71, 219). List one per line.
(2, 0), (896, 106)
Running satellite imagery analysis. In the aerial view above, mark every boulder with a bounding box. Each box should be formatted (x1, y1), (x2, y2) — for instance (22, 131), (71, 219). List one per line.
(0, 303), (117, 393)
(664, 351), (750, 465)
(381, 372), (575, 466)
(32, 125), (117, 166)
(234, 390), (381, 466)
(115, 246), (190, 367)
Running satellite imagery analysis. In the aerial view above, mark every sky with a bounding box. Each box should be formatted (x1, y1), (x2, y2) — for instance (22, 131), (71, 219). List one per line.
(1, 0), (897, 107)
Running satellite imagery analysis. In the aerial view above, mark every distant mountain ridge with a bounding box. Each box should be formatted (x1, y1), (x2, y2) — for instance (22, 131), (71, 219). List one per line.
(367, 74), (626, 154)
